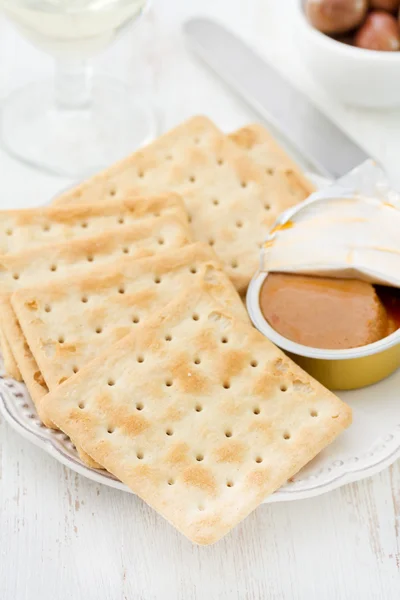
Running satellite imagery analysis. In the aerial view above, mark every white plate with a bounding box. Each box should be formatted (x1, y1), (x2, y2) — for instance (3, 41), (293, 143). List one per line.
(2, 171), (399, 502)
(1, 354), (400, 503)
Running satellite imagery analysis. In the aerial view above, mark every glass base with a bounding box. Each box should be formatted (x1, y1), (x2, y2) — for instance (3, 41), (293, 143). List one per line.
(0, 77), (157, 179)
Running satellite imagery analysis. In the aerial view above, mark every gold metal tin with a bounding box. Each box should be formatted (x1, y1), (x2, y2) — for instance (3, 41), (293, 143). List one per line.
(247, 272), (400, 391)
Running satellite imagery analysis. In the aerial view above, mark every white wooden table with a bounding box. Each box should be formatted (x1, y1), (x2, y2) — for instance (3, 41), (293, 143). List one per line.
(1, 1), (400, 598)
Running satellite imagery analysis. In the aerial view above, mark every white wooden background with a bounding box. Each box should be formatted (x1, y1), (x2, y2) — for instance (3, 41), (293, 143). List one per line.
(1, 1), (400, 598)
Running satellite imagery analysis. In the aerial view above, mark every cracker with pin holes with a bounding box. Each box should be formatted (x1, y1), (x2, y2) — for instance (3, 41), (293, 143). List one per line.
(10, 243), (246, 421)
(0, 193), (185, 254)
(53, 116), (311, 294)
(0, 192), (185, 378)
(40, 283), (351, 545)
(1, 212), (191, 421)
(10, 245), (245, 468)
(4, 213), (191, 469)
(228, 124), (315, 209)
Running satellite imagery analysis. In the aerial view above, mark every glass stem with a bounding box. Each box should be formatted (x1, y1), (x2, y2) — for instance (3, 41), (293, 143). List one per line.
(54, 59), (93, 110)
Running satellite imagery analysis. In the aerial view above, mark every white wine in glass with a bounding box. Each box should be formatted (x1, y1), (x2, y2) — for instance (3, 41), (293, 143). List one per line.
(0, 0), (156, 178)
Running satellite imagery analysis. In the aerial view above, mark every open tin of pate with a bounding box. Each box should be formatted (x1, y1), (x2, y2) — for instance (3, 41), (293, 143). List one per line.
(247, 160), (400, 390)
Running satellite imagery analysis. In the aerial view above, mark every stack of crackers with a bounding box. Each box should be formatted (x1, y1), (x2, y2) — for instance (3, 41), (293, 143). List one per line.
(1, 116), (351, 544)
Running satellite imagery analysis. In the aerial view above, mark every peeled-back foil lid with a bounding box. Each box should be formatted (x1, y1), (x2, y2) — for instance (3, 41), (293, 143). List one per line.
(261, 160), (400, 288)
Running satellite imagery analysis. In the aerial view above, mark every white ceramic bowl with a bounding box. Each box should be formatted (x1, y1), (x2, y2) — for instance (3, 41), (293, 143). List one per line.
(294, 1), (400, 108)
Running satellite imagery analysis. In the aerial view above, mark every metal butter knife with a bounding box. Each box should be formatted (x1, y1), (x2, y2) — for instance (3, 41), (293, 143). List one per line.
(183, 17), (370, 179)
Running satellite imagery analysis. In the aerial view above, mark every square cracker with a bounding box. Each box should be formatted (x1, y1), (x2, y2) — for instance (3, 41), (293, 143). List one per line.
(228, 124), (315, 209)
(0, 211), (190, 297)
(0, 192), (185, 378)
(52, 116), (312, 293)
(11, 244), (246, 416)
(11, 244), (246, 469)
(1, 211), (191, 414)
(41, 284), (351, 545)
(0, 193), (185, 255)
(4, 214), (191, 469)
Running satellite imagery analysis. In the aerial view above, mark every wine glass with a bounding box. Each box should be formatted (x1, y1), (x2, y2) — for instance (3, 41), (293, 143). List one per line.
(0, 0), (156, 179)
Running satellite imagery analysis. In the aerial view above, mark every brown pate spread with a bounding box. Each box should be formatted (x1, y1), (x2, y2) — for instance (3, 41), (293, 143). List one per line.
(260, 273), (400, 350)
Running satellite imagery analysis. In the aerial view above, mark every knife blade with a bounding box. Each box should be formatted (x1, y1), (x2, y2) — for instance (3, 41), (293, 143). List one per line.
(184, 17), (370, 179)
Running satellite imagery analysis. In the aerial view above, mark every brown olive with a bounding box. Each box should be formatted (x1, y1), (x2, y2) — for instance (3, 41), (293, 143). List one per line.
(306, 0), (368, 35)
(370, 0), (400, 12)
(355, 10), (400, 50)
(333, 32), (356, 45)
